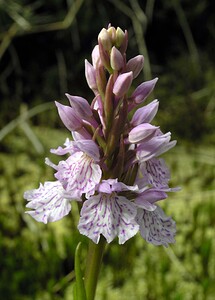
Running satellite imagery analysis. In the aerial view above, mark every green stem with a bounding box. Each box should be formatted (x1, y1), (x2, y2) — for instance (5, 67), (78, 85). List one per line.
(84, 238), (106, 300)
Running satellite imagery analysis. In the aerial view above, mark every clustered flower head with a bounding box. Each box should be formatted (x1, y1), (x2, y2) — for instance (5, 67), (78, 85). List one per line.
(24, 25), (179, 246)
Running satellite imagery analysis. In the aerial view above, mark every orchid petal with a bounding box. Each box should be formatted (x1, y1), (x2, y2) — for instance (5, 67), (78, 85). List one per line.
(55, 101), (82, 131)
(85, 60), (97, 91)
(24, 181), (73, 224)
(131, 100), (159, 126)
(136, 132), (176, 161)
(75, 140), (100, 161)
(97, 179), (139, 194)
(66, 94), (93, 118)
(92, 45), (102, 68)
(131, 78), (158, 104)
(110, 46), (124, 71)
(113, 72), (133, 98)
(78, 193), (139, 244)
(140, 158), (170, 188)
(50, 138), (77, 155)
(71, 129), (92, 141)
(126, 55), (144, 79)
(51, 139), (100, 162)
(136, 206), (176, 246)
(135, 199), (157, 211)
(135, 189), (167, 211)
(128, 124), (159, 144)
(54, 152), (102, 197)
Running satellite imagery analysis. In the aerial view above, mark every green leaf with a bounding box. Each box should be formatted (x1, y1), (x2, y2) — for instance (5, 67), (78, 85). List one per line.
(75, 242), (87, 300)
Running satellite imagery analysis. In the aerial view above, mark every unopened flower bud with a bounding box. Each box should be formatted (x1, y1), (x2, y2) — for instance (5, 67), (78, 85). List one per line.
(92, 45), (102, 69)
(98, 28), (112, 51)
(110, 46), (124, 71)
(126, 55), (144, 79)
(118, 29), (128, 54)
(85, 60), (97, 92)
(131, 78), (158, 104)
(65, 94), (93, 119)
(98, 42), (112, 72)
(55, 101), (82, 131)
(116, 27), (125, 48)
(113, 71), (133, 98)
(107, 26), (116, 44)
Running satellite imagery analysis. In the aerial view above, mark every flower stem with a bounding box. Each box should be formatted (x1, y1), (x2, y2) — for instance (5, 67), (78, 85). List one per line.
(84, 237), (106, 300)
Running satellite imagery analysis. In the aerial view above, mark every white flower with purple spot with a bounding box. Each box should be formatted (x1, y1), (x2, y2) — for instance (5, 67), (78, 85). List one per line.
(47, 139), (102, 198)
(78, 179), (139, 244)
(24, 181), (75, 224)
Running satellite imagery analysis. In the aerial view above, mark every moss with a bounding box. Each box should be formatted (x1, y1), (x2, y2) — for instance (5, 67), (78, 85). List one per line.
(0, 126), (215, 299)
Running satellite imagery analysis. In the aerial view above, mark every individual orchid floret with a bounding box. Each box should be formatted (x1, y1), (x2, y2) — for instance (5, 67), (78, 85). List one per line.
(55, 101), (82, 131)
(126, 55), (144, 79)
(113, 71), (133, 98)
(24, 181), (74, 224)
(136, 206), (176, 246)
(128, 123), (159, 144)
(131, 99), (159, 126)
(78, 179), (139, 244)
(46, 139), (102, 198)
(110, 46), (124, 71)
(131, 77), (158, 104)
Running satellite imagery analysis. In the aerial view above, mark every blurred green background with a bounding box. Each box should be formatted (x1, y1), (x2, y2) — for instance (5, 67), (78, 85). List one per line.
(0, 0), (215, 299)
